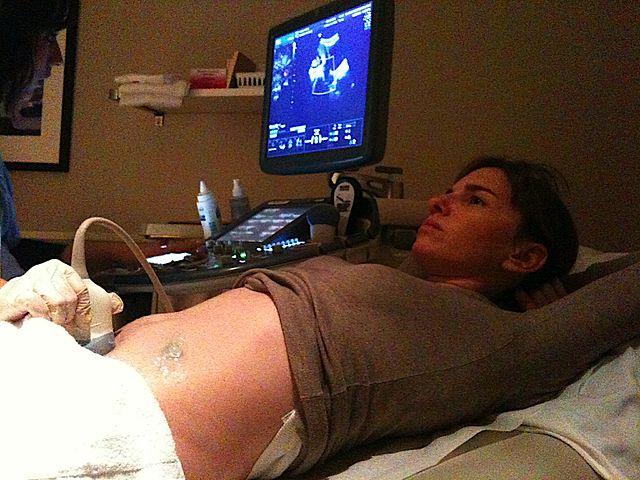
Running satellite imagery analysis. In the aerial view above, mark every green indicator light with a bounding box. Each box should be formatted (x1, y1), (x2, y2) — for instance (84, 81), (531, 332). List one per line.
(240, 251), (248, 259)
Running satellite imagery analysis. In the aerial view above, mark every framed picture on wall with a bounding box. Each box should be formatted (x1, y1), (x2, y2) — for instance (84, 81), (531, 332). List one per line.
(0, 0), (79, 172)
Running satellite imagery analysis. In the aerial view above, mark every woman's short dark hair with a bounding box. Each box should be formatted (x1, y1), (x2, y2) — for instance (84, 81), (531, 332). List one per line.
(456, 156), (579, 289)
(0, 0), (69, 106)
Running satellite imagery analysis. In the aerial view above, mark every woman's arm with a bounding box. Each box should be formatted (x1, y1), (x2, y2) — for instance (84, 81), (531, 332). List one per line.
(11, 237), (204, 275)
(506, 259), (640, 409)
(512, 252), (640, 311)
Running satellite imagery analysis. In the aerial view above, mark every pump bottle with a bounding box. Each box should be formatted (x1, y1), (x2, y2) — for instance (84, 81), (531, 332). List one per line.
(229, 178), (251, 221)
(197, 180), (222, 240)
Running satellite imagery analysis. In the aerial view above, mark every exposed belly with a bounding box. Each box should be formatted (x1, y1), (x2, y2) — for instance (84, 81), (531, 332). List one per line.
(107, 288), (296, 479)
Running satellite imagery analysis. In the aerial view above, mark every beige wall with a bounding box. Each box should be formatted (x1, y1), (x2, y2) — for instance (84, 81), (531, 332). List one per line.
(10, 1), (639, 251)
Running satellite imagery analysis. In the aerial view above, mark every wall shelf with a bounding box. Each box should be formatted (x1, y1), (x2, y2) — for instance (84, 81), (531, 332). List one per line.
(110, 86), (264, 125)
(176, 87), (263, 114)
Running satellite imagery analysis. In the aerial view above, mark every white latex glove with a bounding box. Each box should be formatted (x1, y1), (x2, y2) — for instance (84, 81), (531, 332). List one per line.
(0, 260), (92, 341)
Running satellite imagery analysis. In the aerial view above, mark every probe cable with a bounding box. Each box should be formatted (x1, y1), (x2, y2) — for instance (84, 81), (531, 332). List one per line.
(70, 217), (174, 314)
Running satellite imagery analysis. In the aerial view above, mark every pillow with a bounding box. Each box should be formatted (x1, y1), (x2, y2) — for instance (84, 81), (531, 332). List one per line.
(563, 247), (639, 293)
(569, 246), (628, 274)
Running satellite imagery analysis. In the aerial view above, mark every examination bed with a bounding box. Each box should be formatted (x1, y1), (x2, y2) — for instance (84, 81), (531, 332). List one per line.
(278, 247), (639, 480)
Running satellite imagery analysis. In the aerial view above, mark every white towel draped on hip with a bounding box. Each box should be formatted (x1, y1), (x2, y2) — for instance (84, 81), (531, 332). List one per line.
(0, 318), (185, 480)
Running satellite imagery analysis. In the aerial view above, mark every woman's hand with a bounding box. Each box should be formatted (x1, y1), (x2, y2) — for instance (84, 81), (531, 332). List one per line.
(515, 278), (567, 310)
(0, 260), (91, 338)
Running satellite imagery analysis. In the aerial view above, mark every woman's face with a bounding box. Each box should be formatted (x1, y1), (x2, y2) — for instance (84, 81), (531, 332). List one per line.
(412, 167), (523, 280)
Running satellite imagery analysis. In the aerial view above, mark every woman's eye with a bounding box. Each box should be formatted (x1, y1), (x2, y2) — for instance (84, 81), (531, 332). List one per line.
(468, 195), (486, 206)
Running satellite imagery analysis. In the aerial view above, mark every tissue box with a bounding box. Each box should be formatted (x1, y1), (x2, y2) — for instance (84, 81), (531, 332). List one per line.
(189, 68), (226, 89)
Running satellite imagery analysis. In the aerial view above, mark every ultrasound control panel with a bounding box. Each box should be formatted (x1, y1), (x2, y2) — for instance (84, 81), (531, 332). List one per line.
(214, 200), (316, 249)
(98, 198), (331, 286)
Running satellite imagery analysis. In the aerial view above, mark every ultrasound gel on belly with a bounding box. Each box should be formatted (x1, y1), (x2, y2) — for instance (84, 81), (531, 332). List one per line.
(154, 337), (186, 384)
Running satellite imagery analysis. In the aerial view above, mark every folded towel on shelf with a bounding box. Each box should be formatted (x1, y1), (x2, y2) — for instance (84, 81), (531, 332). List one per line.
(114, 73), (181, 85)
(118, 94), (184, 110)
(114, 74), (188, 110)
(118, 81), (189, 97)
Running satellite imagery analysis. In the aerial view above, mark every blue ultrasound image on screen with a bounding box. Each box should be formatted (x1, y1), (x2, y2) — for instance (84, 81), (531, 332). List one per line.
(267, 2), (372, 158)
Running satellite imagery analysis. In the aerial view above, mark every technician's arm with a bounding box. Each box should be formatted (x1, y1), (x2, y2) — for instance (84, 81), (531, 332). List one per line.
(58, 238), (205, 275)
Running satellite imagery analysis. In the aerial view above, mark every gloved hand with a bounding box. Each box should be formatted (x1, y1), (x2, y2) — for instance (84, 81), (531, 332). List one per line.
(0, 260), (93, 340)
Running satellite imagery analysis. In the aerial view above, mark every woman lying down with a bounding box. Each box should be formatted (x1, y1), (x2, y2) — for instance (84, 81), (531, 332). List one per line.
(1, 157), (638, 480)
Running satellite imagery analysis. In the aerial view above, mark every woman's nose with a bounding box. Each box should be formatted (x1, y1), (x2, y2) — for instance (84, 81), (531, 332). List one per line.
(428, 193), (451, 215)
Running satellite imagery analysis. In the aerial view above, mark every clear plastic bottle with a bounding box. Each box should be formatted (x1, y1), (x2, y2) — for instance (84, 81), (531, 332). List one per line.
(229, 178), (250, 222)
(196, 180), (222, 240)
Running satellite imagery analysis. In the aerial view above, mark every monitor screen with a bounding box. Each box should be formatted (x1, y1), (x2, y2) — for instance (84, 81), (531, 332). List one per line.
(260, 0), (394, 175)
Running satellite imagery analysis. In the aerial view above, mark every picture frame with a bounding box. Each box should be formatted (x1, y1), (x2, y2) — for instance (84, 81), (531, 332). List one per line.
(0, 0), (79, 172)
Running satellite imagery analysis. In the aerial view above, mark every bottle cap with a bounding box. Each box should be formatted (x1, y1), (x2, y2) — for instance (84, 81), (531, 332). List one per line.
(199, 180), (209, 194)
(232, 178), (245, 198)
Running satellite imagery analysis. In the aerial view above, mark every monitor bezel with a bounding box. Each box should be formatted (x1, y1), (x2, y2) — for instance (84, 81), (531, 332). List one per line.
(259, 0), (394, 175)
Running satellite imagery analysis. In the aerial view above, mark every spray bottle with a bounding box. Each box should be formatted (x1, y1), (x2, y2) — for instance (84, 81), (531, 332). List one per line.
(229, 178), (251, 222)
(197, 180), (222, 240)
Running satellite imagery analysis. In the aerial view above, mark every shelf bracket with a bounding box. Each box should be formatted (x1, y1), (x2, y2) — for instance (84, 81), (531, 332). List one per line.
(153, 111), (165, 127)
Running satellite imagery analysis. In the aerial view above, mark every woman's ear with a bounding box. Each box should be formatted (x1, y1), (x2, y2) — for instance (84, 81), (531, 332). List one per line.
(502, 242), (548, 274)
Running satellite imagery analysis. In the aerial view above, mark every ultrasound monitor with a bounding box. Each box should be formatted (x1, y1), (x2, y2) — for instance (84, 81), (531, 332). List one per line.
(259, 0), (394, 175)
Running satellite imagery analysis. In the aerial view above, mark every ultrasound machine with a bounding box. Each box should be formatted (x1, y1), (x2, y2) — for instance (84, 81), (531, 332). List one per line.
(100, 0), (396, 301)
